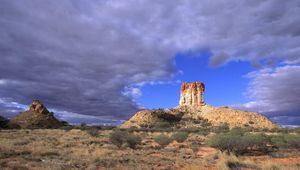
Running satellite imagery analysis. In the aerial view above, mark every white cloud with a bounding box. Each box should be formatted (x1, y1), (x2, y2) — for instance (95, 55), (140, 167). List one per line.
(235, 65), (300, 125)
(122, 87), (142, 99)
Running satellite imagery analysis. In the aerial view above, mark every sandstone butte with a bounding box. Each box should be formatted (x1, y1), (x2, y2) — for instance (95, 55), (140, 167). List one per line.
(121, 81), (278, 129)
(8, 100), (66, 129)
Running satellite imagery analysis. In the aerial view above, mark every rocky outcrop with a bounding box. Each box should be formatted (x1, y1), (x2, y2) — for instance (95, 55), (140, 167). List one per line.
(9, 100), (66, 129)
(0, 116), (9, 128)
(179, 81), (205, 107)
(121, 81), (278, 129)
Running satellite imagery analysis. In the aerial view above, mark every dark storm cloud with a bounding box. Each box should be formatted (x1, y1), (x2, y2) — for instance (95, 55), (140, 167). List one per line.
(0, 0), (300, 121)
(0, 0), (176, 119)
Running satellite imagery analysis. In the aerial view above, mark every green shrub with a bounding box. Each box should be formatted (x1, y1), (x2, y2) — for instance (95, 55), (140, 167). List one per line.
(198, 128), (210, 136)
(213, 123), (230, 133)
(86, 128), (99, 137)
(155, 121), (171, 128)
(208, 129), (269, 155)
(154, 134), (172, 147)
(109, 130), (128, 148)
(208, 132), (239, 153)
(284, 134), (300, 148)
(171, 132), (189, 143)
(270, 133), (300, 149)
(270, 134), (288, 148)
(126, 134), (142, 149)
(230, 127), (244, 136)
(234, 133), (268, 154)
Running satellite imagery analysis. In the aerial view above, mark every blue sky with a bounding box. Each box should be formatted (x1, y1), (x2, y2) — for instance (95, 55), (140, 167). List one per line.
(138, 51), (253, 109)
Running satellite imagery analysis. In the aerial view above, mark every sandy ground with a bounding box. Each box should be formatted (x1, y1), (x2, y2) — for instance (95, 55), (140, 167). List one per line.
(0, 129), (299, 170)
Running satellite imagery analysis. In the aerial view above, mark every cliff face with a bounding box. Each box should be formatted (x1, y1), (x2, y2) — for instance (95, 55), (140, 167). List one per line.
(179, 81), (205, 107)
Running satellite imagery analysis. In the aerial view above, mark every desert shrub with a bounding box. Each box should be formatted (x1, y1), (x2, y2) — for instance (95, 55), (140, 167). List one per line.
(40, 151), (60, 157)
(154, 121), (171, 128)
(86, 128), (99, 137)
(181, 128), (199, 133)
(13, 140), (30, 146)
(126, 134), (142, 149)
(293, 127), (300, 134)
(171, 132), (189, 143)
(230, 127), (244, 136)
(270, 133), (300, 149)
(284, 134), (300, 149)
(154, 134), (172, 147)
(109, 130), (128, 148)
(235, 133), (268, 154)
(208, 132), (239, 153)
(213, 123), (230, 133)
(197, 128), (210, 136)
(269, 134), (288, 149)
(193, 119), (202, 124)
(61, 126), (72, 132)
(208, 129), (269, 155)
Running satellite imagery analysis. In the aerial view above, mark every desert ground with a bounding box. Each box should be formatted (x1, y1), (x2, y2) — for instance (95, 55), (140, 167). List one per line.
(0, 127), (300, 170)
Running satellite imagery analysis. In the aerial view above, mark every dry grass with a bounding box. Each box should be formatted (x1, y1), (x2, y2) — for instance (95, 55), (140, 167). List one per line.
(0, 129), (299, 169)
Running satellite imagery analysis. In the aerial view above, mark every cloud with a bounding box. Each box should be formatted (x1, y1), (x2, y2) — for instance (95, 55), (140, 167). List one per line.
(0, 0), (299, 121)
(209, 52), (229, 67)
(122, 87), (142, 99)
(236, 65), (300, 125)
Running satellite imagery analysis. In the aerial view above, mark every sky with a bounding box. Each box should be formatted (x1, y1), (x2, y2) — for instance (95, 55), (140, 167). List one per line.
(0, 0), (299, 126)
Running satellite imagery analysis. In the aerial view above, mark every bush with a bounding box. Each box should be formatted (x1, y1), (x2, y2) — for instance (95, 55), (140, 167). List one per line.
(284, 134), (300, 148)
(86, 128), (99, 137)
(213, 123), (230, 133)
(154, 121), (171, 128)
(270, 133), (300, 149)
(126, 134), (142, 149)
(109, 130), (128, 148)
(208, 132), (239, 153)
(208, 129), (269, 155)
(171, 132), (189, 143)
(61, 126), (72, 132)
(270, 134), (288, 149)
(198, 128), (210, 136)
(154, 134), (172, 147)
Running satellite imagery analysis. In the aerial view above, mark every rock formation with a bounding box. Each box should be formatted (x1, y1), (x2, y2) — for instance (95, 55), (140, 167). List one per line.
(179, 81), (205, 107)
(121, 81), (278, 129)
(9, 100), (66, 129)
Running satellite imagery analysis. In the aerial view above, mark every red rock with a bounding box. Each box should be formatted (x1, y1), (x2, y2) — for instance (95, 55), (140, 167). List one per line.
(179, 81), (205, 107)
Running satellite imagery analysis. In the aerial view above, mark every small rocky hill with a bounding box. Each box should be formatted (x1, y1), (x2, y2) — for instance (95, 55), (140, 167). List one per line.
(9, 100), (66, 129)
(121, 81), (278, 129)
(0, 115), (9, 128)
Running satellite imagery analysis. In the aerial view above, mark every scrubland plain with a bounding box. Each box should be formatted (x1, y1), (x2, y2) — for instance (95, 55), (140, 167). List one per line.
(0, 127), (300, 170)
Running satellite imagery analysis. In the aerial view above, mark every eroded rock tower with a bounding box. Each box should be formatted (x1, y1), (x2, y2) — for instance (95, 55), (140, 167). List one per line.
(179, 81), (205, 107)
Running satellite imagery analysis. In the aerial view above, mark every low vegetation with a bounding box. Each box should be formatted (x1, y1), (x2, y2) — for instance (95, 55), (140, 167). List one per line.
(1, 126), (300, 169)
(269, 133), (300, 149)
(126, 133), (142, 149)
(171, 132), (189, 143)
(154, 134), (172, 147)
(208, 128), (269, 155)
(86, 128), (99, 137)
(109, 130), (128, 148)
